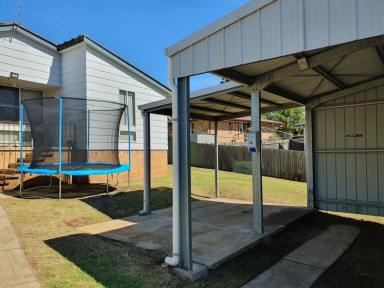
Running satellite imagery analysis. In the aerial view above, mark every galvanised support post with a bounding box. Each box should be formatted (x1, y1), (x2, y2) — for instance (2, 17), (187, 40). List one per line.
(214, 120), (219, 198)
(177, 76), (192, 271)
(140, 111), (151, 215)
(251, 88), (263, 234)
(87, 109), (90, 163)
(305, 106), (315, 208)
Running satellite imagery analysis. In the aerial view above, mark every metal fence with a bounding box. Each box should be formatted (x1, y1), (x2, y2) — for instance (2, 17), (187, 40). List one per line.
(168, 142), (306, 182)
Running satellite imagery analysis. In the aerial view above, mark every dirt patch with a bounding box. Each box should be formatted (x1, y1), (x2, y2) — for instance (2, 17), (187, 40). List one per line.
(311, 213), (384, 288)
(187, 211), (384, 288)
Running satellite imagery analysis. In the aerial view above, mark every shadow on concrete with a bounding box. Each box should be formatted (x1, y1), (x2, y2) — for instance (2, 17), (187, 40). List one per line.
(81, 187), (173, 219)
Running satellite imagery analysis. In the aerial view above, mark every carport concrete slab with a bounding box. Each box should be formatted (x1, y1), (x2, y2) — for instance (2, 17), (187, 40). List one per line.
(242, 224), (360, 288)
(79, 199), (311, 269)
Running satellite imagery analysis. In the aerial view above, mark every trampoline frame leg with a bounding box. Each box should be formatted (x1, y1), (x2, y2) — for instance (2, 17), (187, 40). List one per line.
(106, 175), (109, 196)
(58, 176), (62, 200)
(19, 172), (24, 198)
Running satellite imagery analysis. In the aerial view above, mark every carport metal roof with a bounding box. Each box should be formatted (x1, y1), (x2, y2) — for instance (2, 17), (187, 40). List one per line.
(139, 81), (302, 120)
(164, 0), (384, 109)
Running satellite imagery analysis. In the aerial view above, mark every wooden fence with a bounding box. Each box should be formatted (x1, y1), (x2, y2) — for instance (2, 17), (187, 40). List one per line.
(168, 142), (306, 182)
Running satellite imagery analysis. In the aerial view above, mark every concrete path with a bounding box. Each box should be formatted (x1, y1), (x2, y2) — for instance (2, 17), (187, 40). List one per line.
(0, 205), (40, 288)
(242, 224), (360, 288)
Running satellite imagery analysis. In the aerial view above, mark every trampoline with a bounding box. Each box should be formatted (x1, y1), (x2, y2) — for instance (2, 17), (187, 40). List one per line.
(17, 96), (131, 198)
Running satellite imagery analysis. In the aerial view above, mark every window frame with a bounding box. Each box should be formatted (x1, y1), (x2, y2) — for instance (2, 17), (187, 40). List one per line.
(119, 89), (136, 143)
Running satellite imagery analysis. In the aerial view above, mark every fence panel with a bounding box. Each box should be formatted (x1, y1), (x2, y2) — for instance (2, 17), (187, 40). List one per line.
(168, 142), (306, 182)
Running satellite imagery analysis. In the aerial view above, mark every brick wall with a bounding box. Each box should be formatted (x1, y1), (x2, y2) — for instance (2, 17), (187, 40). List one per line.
(0, 149), (168, 188)
(87, 150), (168, 184)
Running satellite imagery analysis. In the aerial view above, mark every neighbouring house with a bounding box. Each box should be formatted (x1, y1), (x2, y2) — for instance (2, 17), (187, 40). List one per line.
(168, 117), (284, 144)
(0, 22), (170, 186)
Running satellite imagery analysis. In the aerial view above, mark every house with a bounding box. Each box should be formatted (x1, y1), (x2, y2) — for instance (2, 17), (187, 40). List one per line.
(168, 117), (284, 144)
(0, 22), (170, 183)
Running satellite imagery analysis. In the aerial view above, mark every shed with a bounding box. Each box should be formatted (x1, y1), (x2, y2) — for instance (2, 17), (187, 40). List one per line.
(161, 0), (384, 273)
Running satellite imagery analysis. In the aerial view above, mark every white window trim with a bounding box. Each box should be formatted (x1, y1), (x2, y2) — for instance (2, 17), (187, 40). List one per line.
(119, 89), (136, 143)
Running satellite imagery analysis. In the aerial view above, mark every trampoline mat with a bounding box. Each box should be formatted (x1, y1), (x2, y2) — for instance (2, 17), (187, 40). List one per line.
(31, 163), (120, 171)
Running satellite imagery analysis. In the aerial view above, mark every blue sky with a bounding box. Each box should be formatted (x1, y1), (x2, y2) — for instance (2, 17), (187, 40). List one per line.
(0, 0), (248, 90)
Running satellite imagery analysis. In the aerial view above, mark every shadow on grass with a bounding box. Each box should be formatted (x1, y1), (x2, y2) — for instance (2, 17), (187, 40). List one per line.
(6, 179), (119, 200)
(81, 187), (173, 219)
(45, 233), (182, 288)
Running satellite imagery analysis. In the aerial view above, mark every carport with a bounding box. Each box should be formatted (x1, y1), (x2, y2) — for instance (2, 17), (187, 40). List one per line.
(139, 81), (301, 213)
(149, 0), (384, 275)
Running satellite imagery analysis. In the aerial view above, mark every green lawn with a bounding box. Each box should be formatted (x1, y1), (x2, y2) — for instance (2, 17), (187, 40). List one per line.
(0, 166), (306, 288)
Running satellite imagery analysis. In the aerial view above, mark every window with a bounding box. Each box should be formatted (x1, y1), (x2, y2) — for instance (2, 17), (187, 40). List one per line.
(0, 87), (40, 146)
(191, 121), (195, 134)
(228, 122), (233, 131)
(0, 85), (19, 122)
(119, 90), (136, 127)
(20, 89), (43, 125)
(239, 122), (245, 133)
(120, 131), (136, 142)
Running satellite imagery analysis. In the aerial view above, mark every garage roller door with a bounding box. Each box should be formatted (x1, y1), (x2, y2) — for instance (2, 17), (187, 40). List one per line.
(313, 87), (384, 216)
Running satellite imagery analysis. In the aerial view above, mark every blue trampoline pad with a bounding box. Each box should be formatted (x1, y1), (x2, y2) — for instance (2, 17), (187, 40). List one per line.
(18, 163), (130, 176)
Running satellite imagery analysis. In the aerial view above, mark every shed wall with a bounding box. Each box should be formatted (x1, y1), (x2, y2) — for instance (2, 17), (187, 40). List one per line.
(313, 84), (384, 216)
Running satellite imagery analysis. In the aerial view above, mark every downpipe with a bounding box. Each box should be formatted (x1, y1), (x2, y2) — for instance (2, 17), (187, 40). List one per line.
(164, 57), (179, 267)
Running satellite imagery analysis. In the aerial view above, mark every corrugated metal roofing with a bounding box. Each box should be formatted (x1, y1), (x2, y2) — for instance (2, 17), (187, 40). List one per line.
(167, 0), (384, 79)
(139, 81), (301, 121)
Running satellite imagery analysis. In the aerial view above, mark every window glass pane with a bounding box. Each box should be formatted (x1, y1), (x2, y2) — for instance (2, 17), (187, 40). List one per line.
(0, 85), (19, 122)
(128, 91), (136, 126)
(119, 90), (127, 126)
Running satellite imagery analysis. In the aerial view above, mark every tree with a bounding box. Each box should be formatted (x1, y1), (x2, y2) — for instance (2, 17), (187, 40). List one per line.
(264, 107), (305, 133)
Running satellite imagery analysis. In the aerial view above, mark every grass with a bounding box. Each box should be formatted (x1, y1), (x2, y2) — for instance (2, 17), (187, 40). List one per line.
(0, 166), (307, 288)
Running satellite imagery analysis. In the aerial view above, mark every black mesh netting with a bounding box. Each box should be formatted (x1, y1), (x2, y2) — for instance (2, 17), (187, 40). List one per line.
(22, 97), (127, 172)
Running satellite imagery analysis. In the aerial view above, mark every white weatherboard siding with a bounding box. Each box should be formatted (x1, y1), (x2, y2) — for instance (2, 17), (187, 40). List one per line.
(60, 44), (87, 99)
(0, 30), (60, 86)
(85, 46), (168, 151)
(168, 0), (384, 78)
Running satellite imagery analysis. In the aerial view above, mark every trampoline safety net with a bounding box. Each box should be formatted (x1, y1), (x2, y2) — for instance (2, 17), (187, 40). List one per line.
(19, 97), (130, 175)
